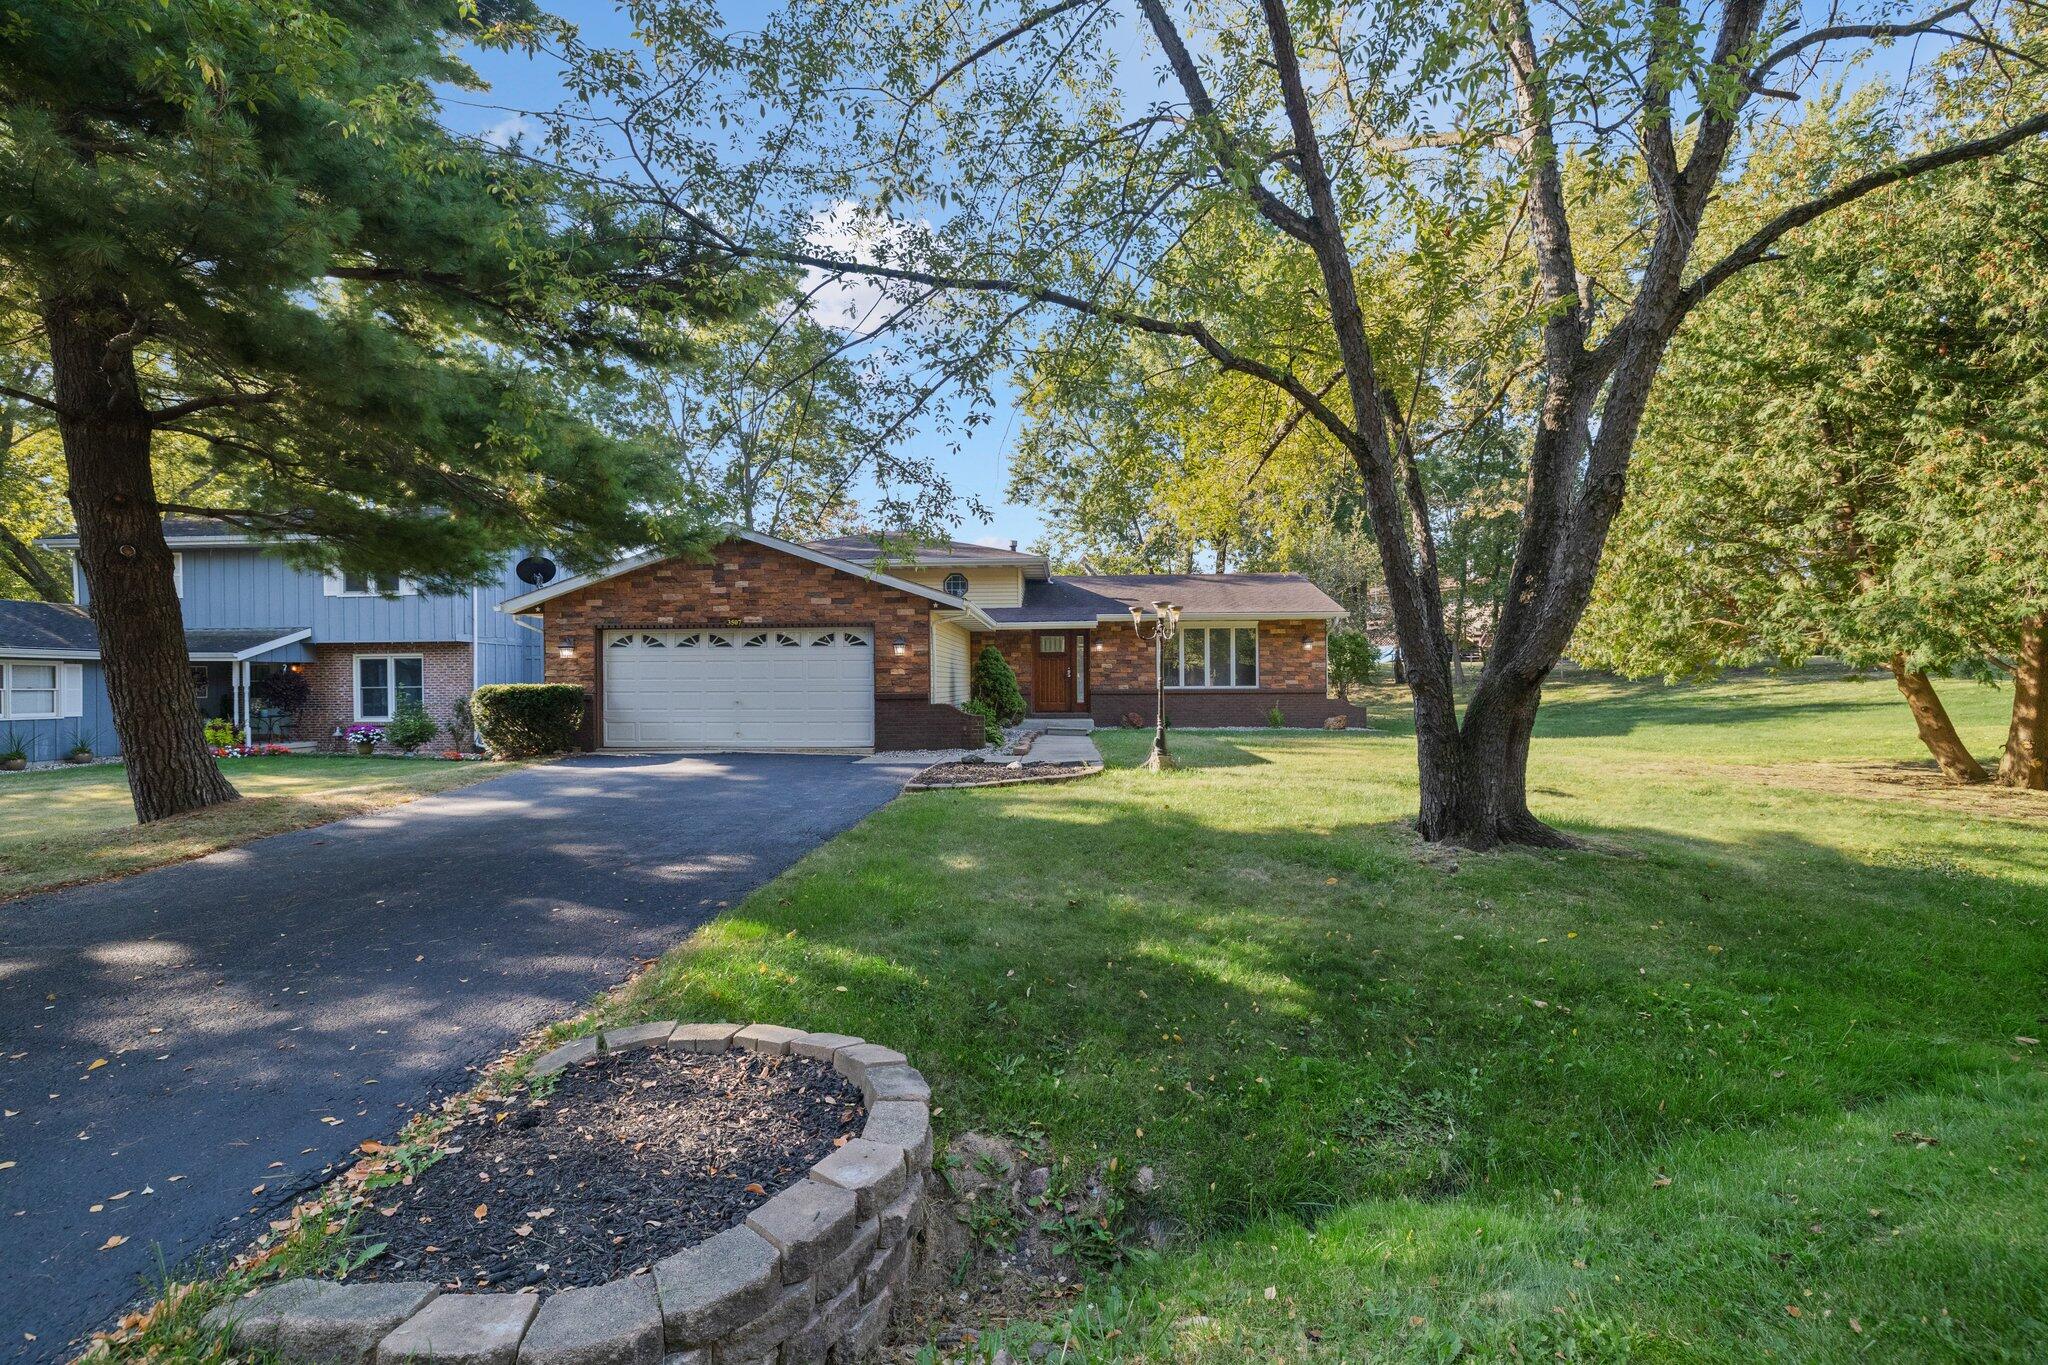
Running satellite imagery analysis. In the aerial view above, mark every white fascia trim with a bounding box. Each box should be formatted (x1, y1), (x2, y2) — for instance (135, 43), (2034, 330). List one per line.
(184, 628), (315, 663)
(1094, 610), (1346, 624)
(38, 533), (312, 550)
(494, 531), (999, 629)
(0, 648), (99, 661)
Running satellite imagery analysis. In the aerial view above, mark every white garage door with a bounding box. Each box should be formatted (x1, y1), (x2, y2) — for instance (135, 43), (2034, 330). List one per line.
(602, 628), (874, 749)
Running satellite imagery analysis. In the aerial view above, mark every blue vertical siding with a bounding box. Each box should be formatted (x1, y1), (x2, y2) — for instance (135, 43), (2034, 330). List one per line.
(1, 663), (120, 760)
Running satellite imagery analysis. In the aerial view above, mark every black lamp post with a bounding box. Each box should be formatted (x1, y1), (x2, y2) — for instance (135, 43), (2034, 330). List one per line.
(1129, 601), (1181, 771)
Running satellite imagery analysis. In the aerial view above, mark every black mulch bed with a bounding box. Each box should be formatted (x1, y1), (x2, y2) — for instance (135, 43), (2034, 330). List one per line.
(350, 1048), (863, 1292)
(913, 760), (1096, 787)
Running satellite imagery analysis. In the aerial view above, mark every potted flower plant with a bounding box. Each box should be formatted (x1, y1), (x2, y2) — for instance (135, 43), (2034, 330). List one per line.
(345, 723), (386, 756)
(65, 734), (95, 764)
(1, 733), (28, 772)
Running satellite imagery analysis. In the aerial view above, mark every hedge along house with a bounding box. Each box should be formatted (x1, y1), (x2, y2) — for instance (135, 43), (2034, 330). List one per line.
(498, 531), (1364, 753)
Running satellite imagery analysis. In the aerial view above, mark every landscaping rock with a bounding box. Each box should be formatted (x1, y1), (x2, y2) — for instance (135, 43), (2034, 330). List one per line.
(517, 1276), (661, 1365)
(859, 1065), (930, 1104)
(376, 1293), (539, 1365)
(599, 1021), (676, 1053)
(651, 1224), (780, 1347)
(663, 1022), (741, 1053)
(813, 1218), (879, 1300)
(782, 1279), (860, 1365)
(209, 1280), (439, 1365)
(790, 1031), (863, 1061)
(718, 1280), (813, 1362)
(1323, 715), (1348, 730)
(733, 1023), (806, 1056)
(840, 1288), (894, 1362)
(860, 1100), (932, 1171)
(746, 1180), (859, 1282)
(877, 1177), (923, 1247)
(830, 1043), (906, 1084)
(531, 1036), (597, 1077)
(809, 1138), (909, 1216)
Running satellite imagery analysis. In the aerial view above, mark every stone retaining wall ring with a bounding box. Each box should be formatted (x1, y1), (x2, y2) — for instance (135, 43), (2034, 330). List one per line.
(203, 1024), (933, 1365)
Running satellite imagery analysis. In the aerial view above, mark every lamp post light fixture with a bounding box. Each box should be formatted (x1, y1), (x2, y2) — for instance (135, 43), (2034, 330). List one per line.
(1129, 601), (1181, 771)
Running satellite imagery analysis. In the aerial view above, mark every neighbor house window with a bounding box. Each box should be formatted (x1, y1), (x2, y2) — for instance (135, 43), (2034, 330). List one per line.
(329, 569), (415, 597)
(943, 572), (969, 597)
(354, 654), (424, 721)
(1172, 626), (1258, 689)
(2, 662), (59, 719)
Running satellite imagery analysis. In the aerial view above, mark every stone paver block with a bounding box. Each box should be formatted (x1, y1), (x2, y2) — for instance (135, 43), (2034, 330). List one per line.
(663, 1022), (741, 1054)
(862, 1239), (909, 1299)
(733, 1023), (806, 1056)
(377, 1293), (538, 1365)
(532, 1036), (597, 1078)
(813, 1217), (878, 1300)
(809, 1140), (908, 1217)
(790, 1031), (863, 1062)
(600, 1021), (676, 1054)
(838, 1288), (893, 1363)
(215, 1280), (439, 1365)
(746, 1179), (859, 1283)
(859, 1065), (930, 1105)
(201, 1278), (327, 1341)
(516, 1275), (661, 1365)
(652, 1223), (780, 1348)
(718, 1280), (813, 1362)
(877, 1176), (923, 1248)
(830, 1043), (905, 1084)
(780, 1278), (859, 1365)
(859, 1101), (932, 1172)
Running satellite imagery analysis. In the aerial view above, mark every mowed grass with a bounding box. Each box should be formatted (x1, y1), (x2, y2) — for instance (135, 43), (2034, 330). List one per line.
(598, 672), (2047, 1362)
(0, 757), (517, 900)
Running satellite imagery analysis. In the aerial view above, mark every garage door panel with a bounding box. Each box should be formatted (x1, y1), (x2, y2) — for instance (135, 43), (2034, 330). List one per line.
(602, 627), (874, 749)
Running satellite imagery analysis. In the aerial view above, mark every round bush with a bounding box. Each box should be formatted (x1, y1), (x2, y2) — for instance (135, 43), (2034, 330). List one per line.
(472, 684), (586, 757)
(971, 645), (1026, 725)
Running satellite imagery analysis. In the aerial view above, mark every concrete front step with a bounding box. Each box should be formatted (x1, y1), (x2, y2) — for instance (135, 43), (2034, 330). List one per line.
(1022, 717), (1095, 733)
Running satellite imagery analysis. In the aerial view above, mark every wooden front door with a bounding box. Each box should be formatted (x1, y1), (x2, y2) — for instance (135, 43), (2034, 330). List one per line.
(1032, 631), (1087, 712)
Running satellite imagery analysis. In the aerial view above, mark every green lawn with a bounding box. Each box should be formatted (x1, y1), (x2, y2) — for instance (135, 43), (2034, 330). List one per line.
(594, 672), (2046, 1361)
(0, 756), (517, 900)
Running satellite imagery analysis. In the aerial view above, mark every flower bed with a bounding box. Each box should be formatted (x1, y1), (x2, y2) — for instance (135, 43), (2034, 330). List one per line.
(204, 1022), (932, 1365)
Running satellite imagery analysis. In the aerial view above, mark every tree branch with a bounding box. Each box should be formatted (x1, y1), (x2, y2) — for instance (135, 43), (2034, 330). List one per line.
(0, 383), (59, 414)
(914, 0), (1101, 109)
(1749, 0), (1977, 86)
(1678, 108), (2048, 320)
(1133, 0), (1320, 245)
(148, 389), (280, 424)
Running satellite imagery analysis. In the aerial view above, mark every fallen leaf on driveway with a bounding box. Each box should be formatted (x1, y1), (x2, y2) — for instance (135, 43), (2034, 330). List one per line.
(474, 1203), (488, 1220)
(98, 1236), (128, 1251)
(87, 1059), (108, 1071)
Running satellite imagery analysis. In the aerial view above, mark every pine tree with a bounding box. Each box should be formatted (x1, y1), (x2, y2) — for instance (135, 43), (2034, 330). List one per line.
(0, 1), (748, 820)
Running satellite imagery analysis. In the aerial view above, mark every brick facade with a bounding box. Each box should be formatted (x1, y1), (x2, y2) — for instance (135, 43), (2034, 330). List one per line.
(304, 641), (473, 748)
(972, 618), (1364, 728)
(536, 540), (981, 751)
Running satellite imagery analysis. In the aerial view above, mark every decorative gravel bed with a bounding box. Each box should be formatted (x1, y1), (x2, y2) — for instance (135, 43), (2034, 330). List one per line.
(355, 1047), (863, 1291)
(909, 759), (1099, 789)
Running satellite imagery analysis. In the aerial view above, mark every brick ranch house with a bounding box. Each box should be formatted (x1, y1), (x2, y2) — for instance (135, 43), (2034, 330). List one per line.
(499, 531), (1364, 752)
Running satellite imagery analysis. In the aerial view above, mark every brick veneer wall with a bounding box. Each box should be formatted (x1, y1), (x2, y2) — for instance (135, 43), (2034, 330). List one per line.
(537, 541), (981, 750)
(973, 619), (1365, 728)
(304, 642), (472, 747)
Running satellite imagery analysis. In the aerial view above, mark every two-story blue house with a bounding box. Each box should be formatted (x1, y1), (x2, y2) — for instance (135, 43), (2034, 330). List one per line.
(0, 518), (542, 760)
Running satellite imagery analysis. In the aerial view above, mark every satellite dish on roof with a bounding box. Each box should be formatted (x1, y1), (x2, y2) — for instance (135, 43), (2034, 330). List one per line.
(515, 556), (558, 587)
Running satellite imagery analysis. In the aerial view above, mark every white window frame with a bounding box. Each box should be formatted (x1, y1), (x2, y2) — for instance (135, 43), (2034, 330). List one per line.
(943, 572), (970, 597)
(2, 661), (61, 719)
(352, 653), (426, 722)
(1169, 624), (1260, 690)
(172, 552), (183, 598)
(327, 569), (418, 598)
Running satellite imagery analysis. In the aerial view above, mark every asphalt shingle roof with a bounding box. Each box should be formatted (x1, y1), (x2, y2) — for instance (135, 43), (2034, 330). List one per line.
(0, 601), (98, 653)
(980, 573), (1345, 624)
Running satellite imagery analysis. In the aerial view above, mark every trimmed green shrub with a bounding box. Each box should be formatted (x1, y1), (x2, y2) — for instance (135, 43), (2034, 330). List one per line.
(971, 645), (1026, 725)
(203, 717), (238, 748)
(388, 703), (439, 753)
(472, 683), (586, 757)
(961, 698), (1003, 745)
(1267, 705), (1284, 727)
(1327, 630), (1378, 701)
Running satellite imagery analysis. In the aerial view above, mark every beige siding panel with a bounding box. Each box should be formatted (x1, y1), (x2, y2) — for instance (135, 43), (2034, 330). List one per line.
(930, 617), (972, 706)
(897, 566), (1025, 608)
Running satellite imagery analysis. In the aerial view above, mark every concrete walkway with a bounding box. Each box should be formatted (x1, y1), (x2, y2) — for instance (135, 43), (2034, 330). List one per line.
(1017, 732), (1103, 765)
(0, 752), (924, 1362)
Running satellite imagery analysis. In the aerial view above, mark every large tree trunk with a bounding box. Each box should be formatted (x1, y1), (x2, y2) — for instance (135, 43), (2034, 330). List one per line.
(1996, 616), (2046, 789)
(45, 292), (239, 822)
(1887, 654), (1988, 785)
(1414, 672), (1573, 850)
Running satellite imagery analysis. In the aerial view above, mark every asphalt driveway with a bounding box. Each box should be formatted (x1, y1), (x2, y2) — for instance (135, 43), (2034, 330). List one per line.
(0, 753), (922, 1361)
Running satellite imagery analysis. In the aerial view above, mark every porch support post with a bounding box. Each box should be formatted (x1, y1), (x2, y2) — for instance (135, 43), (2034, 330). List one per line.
(239, 660), (252, 747)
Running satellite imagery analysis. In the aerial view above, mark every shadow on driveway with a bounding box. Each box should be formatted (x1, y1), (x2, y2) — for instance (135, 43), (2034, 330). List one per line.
(0, 752), (921, 1362)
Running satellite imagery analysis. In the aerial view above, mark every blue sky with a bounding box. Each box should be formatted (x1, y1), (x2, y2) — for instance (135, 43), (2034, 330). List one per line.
(436, 11), (1050, 551)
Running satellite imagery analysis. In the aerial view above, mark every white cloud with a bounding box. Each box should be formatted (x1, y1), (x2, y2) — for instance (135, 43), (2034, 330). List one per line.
(800, 201), (926, 335)
(479, 114), (536, 149)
